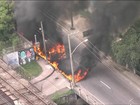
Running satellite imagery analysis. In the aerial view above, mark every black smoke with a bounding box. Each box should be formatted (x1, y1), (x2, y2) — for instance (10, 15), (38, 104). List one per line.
(15, 1), (63, 44)
(14, 1), (140, 79)
(14, 1), (90, 74)
(89, 1), (140, 54)
(77, 1), (140, 76)
(14, 1), (89, 43)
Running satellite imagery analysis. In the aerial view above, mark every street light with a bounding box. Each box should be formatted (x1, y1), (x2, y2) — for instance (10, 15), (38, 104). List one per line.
(68, 34), (88, 88)
(71, 39), (88, 55)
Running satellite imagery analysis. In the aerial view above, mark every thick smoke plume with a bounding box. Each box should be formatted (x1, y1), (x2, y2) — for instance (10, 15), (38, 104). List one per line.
(15, 1), (90, 74)
(15, 1), (64, 44)
(15, 1), (89, 43)
(15, 1), (140, 77)
(78, 1), (140, 74)
(89, 1), (140, 54)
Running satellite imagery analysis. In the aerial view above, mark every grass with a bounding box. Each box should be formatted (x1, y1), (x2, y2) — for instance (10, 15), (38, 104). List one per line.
(51, 89), (74, 101)
(22, 61), (42, 77)
(51, 89), (75, 105)
(16, 61), (42, 80)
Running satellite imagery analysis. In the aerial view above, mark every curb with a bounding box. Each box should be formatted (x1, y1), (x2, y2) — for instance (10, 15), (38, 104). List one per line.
(111, 61), (140, 89)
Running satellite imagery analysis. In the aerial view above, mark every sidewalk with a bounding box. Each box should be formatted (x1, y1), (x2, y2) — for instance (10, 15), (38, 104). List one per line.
(30, 59), (55, 84)
(30, 59), (104, 104)
(30, 59), (70, 96)
(111, 60), (140, 88)
(103, 57), (140, 89)
(74, 85), (104, 105)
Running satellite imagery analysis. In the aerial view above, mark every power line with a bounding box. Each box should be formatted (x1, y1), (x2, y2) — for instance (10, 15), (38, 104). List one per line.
(35, 7), (116, 76)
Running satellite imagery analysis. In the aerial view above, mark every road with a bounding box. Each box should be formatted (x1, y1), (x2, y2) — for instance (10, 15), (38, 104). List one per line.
(36, 7), (140, 104)
(14, 1), (140, 104)
(63, 33), (140, 104)
(79, 62), (140, 104)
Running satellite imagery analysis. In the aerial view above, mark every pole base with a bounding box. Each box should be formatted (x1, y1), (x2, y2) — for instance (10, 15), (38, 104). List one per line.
(70, 27), (75, 30)
(71, 81), (77, 89)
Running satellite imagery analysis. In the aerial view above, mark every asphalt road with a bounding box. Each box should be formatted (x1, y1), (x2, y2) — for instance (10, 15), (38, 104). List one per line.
(15, 2), (140, 104)
(65, 34), (140, 104)
(79, 62), (140, 104)
(54, 14), (140, 105)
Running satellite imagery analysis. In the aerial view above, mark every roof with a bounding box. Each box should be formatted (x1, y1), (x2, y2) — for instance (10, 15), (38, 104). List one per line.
(0, 59), (56, 105)
(0, 89), (15, 105)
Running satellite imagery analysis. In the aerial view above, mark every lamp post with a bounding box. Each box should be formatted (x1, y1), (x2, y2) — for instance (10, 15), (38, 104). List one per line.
(68, 34), (88, 88)
(71, 39), (88, 55)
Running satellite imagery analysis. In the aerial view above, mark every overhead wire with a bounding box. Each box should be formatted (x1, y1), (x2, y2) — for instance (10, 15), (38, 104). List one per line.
(33, 5), (115, 79)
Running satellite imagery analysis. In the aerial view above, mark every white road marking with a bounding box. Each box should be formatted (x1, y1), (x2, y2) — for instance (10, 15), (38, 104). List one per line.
(100, 80), (111, 89)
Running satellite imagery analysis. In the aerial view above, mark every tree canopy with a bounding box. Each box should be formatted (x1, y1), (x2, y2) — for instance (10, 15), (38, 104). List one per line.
(0, 0), (19, 51)
(0, 0), (14, 40)
(112, 19), (140, 72)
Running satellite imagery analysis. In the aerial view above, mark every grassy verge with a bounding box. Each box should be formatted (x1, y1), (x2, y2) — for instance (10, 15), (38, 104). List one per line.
(51, 89), (74, 100)
(22, 61), (42, 77)
(16, 61), (42, 80)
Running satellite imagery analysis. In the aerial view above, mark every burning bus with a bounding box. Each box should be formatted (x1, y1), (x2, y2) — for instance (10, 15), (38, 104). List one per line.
(33, 41), (89, 82)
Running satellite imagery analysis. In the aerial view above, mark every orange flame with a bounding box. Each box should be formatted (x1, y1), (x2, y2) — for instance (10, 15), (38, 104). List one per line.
(33, 43), (47, 60)
(33, 43), (88, 82)
(48, 43), (66, 60)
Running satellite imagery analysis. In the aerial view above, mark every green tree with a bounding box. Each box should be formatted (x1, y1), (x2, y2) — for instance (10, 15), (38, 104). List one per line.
(0, 0), (19, 51)
(112, 21), (140, 72)
(0, 0), (14, 41)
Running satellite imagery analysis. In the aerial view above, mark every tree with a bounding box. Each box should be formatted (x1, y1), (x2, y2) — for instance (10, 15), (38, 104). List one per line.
(112, 20), (140, 72)
(0, 0), (14, 40)
(0, 0), (19, 51)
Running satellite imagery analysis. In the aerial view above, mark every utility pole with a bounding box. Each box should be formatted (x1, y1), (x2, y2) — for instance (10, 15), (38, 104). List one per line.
(34, 34), (37, 43)
(40, 21), (48, 63)
(68, 34), (75, 88)
(70, 1), (75, 30)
